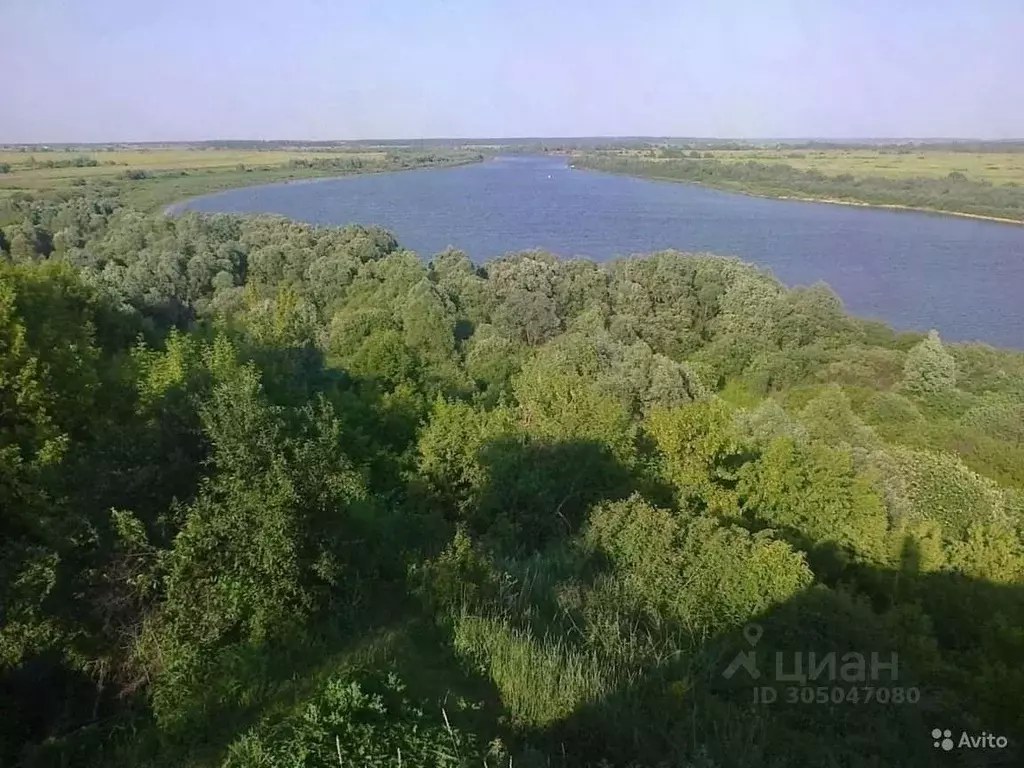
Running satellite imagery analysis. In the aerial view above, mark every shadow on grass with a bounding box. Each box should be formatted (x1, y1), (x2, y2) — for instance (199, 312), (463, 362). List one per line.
(510, 537), (1024, 768)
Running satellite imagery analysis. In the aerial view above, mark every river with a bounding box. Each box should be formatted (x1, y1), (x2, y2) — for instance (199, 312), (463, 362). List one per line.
(174, 155), (1024, 348)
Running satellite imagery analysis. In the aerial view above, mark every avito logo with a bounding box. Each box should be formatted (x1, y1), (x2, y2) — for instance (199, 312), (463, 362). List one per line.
(932, 728), (1009, 752)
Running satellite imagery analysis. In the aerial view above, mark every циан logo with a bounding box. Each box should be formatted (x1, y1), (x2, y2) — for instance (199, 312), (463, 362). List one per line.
(723, 623), (763, 679)
(725, 622), (917, 707)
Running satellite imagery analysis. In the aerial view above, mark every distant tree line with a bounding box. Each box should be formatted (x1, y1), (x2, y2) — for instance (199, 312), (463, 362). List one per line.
(23, 155), (101, 169)
(574, 152), (1024, 221)
(286, 151), (483, 171)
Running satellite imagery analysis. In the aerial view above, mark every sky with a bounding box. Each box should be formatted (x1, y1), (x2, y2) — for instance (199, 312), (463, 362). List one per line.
(2, 0), (1022, 142)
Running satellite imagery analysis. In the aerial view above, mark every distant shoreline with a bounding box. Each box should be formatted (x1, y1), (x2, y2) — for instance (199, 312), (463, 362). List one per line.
(571, 165), (1024, 227)
(162, 155), (486, 216)
(770, 195), (1024, 225)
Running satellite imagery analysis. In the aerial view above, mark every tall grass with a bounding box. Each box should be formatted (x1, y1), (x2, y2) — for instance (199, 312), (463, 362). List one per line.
(453, 613), (623, 728)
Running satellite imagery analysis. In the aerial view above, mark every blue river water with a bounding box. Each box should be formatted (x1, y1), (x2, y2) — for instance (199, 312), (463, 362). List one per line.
(175, 155), (1024, 348)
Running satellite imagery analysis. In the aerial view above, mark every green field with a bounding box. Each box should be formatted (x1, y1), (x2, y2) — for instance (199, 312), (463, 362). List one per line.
(0, 148), (379, 182)
(573, 147), (1024, 222)
(706, 148), (1024, 185)
(0, 146), (483, 211)
(604, 148), (1024, 186)
(118, 164), (377, 211)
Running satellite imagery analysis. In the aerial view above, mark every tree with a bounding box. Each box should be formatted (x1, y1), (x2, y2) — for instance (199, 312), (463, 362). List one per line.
(887, 445), (1006, 539)
(513, 352), (636, 462)
(646, 399), (744, 511)
(902, 330), (957, 394)
(465, 324), (526, 402)
(416, 397), (517, 515)
(775, 282), (857, 349)
(149, 361), (368, 725)
(349, 328), (419, 387)
(400, 279), (465, 391)
(0, 260), (135, 677)
(737, 437), (890, 569)
(8, 231), (36, 262)
(487, 252), (562, 346)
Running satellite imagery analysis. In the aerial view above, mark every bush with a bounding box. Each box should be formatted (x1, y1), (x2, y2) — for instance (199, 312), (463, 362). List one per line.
(225, 670), (492, 767)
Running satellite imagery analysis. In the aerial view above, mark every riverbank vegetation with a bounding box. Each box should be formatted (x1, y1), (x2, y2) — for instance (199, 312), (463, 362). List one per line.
(3, 173), (1024, 767)
(708, 147), (1024, 184)
(0, 147), (484, 212)
(572, 147), (1024, 222)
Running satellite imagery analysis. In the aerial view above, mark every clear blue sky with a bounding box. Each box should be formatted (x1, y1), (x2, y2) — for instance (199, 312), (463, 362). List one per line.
(3, 0), (1022, 142)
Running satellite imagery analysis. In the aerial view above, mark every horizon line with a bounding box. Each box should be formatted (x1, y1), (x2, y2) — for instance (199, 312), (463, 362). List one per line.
(3, 136), (1024, 147)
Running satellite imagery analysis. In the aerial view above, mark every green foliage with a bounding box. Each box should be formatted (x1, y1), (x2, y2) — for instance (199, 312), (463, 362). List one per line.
(887, 446), (1008, 539)
(454, 613), (618, 728)
(961, 394), (1024, 445)
(464, 324), (526, 403)
(416, 398), (518, 515)
(574, 152), (1024, 221)
(947, 522), (1024, 583)
(732, 398), (808, 446)
(4, 190), (1024, 767)
(224, 669), (492, 767)
(512, 350), (636, 462)
(737, 437), (890, 569)
(0, 260), (135, 671)
(147, 353), (370, 727)
(797, 385), (878, 449)
(822, 344), (905, 389)
(902, 329), (957, 394)
(584, 496), (813, 638)
(410, 528), (502, 616)
(858, 390), (924, 431)
(646, 400), (745, 512)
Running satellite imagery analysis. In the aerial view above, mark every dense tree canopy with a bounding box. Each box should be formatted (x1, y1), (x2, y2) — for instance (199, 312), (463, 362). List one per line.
(2, 188), (1024, 767)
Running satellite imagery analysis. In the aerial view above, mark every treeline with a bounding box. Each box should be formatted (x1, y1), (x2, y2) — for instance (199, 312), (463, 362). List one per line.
(574, 153), (1024, 221)
(2, 188), (1024, 767)
(287, 156), (373, 170)
(286, 151), (483, 172)
(914, 141), (1024, 154)
(22, 155), (102, 169)
(756, 141), (1024, 153)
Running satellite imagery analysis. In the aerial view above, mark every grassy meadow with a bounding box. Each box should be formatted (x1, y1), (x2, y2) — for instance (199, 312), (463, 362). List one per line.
(601, 147), (1024, 186)
(705, 148), (1024, 185)
(573, 146), (1024, 222)
(0, 146), (472, 210)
